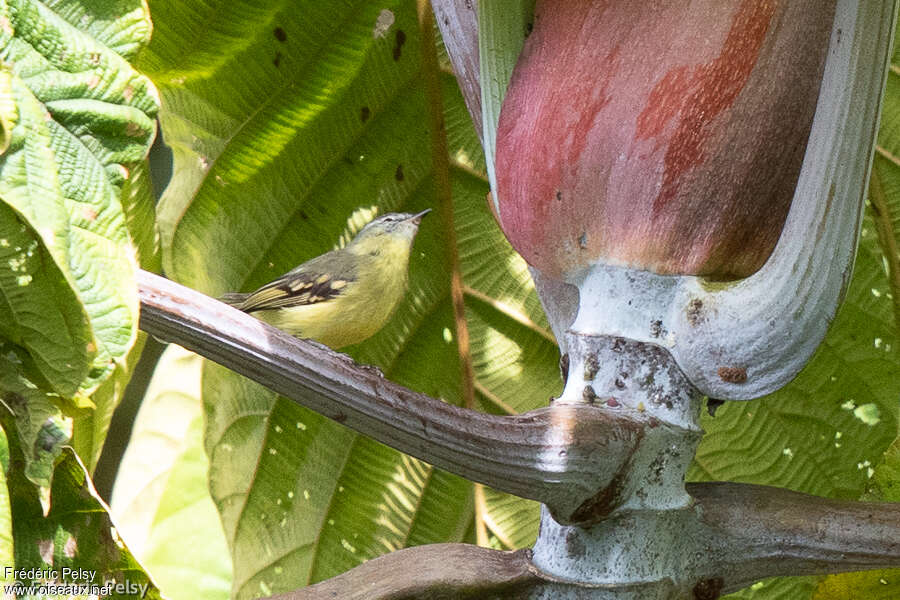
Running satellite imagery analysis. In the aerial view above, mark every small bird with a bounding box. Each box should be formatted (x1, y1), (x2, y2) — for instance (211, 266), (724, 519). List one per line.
(221, 209), (430, 348)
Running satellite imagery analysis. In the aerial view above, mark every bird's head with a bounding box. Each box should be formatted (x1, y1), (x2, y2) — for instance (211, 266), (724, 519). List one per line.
(348, 209), (431, 255)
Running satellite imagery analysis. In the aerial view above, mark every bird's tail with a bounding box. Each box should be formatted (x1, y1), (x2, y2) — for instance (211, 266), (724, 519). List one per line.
(220, 292), (251, 309)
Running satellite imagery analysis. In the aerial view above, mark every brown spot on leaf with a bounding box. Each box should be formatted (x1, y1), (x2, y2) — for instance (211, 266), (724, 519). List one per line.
(360, 106), (370, 122)
(273, 51), (282, 68)
(2, 391), (25, 413)
(707, 398), (725, 416)
(274, 27), (287, 42)
(395, 164), (404, 181)
(38, 539), (54, 564)
(393, 29), (406, 61)
(717, 366), (747, 384)
(63, 535), (77, 558)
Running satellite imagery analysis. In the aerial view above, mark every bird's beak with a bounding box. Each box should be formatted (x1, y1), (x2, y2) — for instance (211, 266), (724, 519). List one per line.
(408, 208), (432, 224)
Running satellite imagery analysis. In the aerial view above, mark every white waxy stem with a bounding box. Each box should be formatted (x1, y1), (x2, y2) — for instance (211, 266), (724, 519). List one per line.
(555, 335), (703, 515)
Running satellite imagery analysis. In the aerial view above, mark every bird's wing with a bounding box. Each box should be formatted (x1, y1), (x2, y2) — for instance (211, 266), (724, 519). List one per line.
(238, 251), (359, 312)
(220, 292), (251, 307)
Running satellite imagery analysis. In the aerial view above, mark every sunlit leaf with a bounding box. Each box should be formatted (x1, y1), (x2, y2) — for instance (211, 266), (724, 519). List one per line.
(146, 0), (556, 596)
(0, 0), (158, 402)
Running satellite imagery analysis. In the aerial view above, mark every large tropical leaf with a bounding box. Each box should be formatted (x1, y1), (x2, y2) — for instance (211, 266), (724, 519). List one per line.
(0, 0), (159, 478)
(73, 159), (161, 472)
(145, 0), (555, 596)
(0, 0), (157, 393)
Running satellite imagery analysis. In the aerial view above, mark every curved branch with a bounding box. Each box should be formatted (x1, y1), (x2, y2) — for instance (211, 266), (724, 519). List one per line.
(266, 545), (539, 600)
(139, 271), (900, 595)
(533, 481), (900, 595)
(689, 482), (900, 593)
(260, 482), (900, 599)
(137, 269), (652, 523)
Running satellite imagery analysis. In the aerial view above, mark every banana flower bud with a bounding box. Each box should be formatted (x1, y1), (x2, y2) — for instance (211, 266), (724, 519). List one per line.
(489, 0), (892, 402)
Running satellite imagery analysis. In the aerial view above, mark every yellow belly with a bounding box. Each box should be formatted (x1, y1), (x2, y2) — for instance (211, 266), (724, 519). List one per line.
(257, 269), (408, 348)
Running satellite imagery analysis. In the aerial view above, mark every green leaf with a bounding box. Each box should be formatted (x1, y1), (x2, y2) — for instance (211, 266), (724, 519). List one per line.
(726, 578), (820, 600)
(812, 571), (899, 600)
(874, 60), (900, 240)
(0, 427), (14, 588)
(871, 57), (900, 337)
(72, 333), (148, 473)
(121, 159), (162, 275)
(0, 352), (71, 488)
(40, 0), (153, 61)
(0, 199), (93, 397)
(147, 0), (556, 595)
(5, 428), (159, 599)
(481, 485), (539, 550)
(72, 155), (159, 471)
(0, 0), (159, 402)
(203, 363), (474, 598)
(111, 345), (231, 600)
(871, 436), (900, 502)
